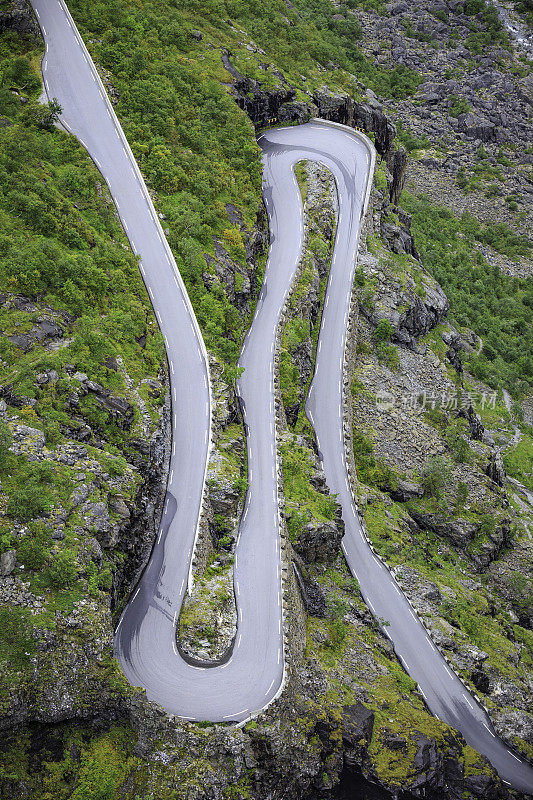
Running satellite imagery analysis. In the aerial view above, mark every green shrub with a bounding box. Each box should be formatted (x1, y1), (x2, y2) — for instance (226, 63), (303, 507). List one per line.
(45, 548), (78, 589)
(354, 268), (365, 287)
(374, 319), (394, 342)
(478, 513), (497, 536)
(402, 193), (532, 394)
(420, 456), (452, 498)
(6, 460), (56, 522)
(16, 522), (51, 570)
(68, 728), (134, 800)
(396, 121), (430, 152)
(326, 618), (347, 651)
(352, 430), (399, 491)
(449, 96), (471, 118)
(7, 482), (51, 522)
(445, 421), (471, 463)
(104, 455), (127, 477)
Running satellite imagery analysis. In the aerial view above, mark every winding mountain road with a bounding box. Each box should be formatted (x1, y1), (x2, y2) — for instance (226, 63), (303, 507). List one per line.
(31, 0), (533, 792)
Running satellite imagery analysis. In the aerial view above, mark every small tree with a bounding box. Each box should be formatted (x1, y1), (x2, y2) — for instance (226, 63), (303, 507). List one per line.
(374, 319), (394, 343)
(24, 98), (62, 131)
(420, 456), (452, 498)
(45, 548), (78, 589)
(446, 421), (471, 463)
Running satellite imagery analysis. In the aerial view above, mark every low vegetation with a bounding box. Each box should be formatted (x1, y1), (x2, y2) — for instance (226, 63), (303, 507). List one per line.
(402, 193), (532, 396)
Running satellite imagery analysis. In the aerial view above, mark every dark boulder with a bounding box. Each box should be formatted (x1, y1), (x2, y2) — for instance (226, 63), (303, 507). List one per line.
(222, 51), (315, 129)
(293, 563), (327, 618)
(486, 450), (505, 487)
(457, 403), (484, 441)
(407, 510), (478, 547)
(456, 112), (496, 141)
(0, 0), (39, 36)
(386, 478), (423, 502)
(342, 702), (374, 746)
(472, 668), (491, 694)
(401, 286), (449, 339)
(313, 90), (397, 159)
(292, 516), (345, 564)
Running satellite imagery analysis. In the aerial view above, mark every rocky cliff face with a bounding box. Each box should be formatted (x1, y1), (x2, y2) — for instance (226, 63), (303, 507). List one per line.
(1, 1), (532, 798)
(348, 182), (533, 763)
(348, 0), (532, 275)
(221, 52), (409, 206)
(0, 0), (38, 36)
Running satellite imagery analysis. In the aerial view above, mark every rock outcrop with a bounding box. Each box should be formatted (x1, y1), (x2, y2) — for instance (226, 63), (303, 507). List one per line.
(0, 0), (38, 36)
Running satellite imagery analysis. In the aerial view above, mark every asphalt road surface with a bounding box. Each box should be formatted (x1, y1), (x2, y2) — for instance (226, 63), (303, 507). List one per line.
(31, 1), (533, 792)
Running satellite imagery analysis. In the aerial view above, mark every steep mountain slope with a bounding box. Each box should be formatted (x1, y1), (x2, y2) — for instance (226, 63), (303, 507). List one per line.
(0, 0), (531, 798)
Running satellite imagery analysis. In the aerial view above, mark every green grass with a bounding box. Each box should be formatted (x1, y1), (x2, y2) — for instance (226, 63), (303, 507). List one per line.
(503, 432), (533, 491)
(281, 436), (339, 541)
(401, 193), (532, 396)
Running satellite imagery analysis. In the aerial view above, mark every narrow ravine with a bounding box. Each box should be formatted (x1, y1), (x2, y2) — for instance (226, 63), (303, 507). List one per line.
(492, 0), (533, 56)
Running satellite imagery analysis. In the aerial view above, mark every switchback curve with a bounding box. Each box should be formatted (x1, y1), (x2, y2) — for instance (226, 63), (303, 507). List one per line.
(31, 2), (533, 791)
